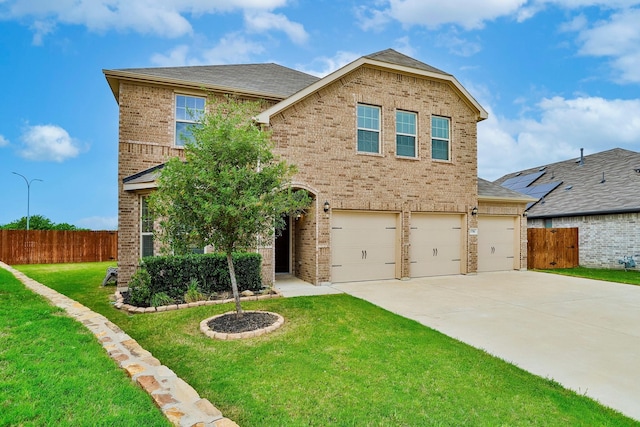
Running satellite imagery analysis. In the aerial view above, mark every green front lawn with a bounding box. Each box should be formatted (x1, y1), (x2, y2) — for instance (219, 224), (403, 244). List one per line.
(16, 262), (639, 426)
(540, 266), (640, 286)
(0, 266), (170, 427)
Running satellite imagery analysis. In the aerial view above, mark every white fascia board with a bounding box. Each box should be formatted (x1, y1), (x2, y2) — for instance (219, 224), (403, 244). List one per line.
(478, 195), (538, 204)
(123, 182), (158, 192)
(255, 57), (488, 124)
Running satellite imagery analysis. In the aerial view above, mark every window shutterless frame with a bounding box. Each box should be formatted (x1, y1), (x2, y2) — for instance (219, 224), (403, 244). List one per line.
(357, 104), (381, 154)
(396, 110), (417, 158)
(431, 115), (451, 161)
(175, 95), (205, 146)
(140, 196), (154, 257)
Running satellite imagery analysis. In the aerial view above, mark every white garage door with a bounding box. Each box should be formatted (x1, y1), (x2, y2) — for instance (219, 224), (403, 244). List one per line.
(478, 216), (517, 272)
(331, 211), (398, 283)
(410, 214), (463, 277)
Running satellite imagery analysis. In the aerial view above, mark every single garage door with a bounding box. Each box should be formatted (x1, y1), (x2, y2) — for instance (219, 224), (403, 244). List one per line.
(478, 216), (517, 272)
(410, 214), (463, 277)
(331, 211), (398, 283)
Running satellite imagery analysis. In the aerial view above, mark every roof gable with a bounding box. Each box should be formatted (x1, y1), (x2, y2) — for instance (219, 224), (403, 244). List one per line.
(256, 49), (487, 124)
(494, 148), (640, 217)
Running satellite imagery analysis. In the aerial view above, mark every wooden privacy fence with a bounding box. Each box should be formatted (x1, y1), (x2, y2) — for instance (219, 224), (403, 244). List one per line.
(0, 230), (117, 265)
(527, 227), (579, 269)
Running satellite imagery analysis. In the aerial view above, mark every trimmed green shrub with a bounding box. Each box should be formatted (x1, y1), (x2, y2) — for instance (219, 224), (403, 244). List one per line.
(128, 268), (152, 307)
(139, 252), (262, 302)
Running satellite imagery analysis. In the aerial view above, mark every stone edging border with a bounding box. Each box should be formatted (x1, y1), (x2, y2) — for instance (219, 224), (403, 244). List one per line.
(114, 289), (282, 313)
(200, 311), (285, 340)
(0, 261), (238, 427)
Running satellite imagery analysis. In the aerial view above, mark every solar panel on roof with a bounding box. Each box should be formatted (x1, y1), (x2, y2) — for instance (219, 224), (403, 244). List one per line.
(501, 171), (545, 191)
(522, 181), (563, 199)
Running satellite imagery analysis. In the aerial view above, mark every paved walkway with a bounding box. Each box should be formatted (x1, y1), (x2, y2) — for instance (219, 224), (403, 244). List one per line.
(277, 271), (640, 421)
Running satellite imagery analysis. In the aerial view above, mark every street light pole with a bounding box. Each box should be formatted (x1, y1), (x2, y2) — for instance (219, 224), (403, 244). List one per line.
(12, 172), (43, 231)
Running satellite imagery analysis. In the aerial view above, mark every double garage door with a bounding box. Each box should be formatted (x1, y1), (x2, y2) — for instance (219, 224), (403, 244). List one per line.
(331, 211), (465, 283)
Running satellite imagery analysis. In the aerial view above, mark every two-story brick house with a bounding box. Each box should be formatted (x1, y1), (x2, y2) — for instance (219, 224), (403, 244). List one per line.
(104, 49), (532, 288)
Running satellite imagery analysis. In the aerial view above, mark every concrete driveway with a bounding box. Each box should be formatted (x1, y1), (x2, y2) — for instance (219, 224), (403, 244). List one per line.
(331, 271), (640, 421)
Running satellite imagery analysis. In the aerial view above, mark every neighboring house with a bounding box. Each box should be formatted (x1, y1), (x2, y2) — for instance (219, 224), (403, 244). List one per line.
(494, 148), (640, 268)
(104, 49), (532, 288)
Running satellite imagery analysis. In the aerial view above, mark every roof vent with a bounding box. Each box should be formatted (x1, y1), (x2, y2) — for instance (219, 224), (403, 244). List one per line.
(565, 185), (573, 190)
(635, 168), (640, 173)
(515, 172), (521, 176)
(578, 148), (585, 166)
(600, 172), (606, 183)
(539, 166), (546, 171)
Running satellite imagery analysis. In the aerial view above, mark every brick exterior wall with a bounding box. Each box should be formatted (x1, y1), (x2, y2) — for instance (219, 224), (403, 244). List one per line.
(528, 213), (640, 268)
(113, 63), (527, 287)
(268, 66), (480, 282)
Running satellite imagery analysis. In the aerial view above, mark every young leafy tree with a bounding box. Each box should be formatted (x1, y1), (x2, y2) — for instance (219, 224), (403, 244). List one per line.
(148, 96), (311, 316)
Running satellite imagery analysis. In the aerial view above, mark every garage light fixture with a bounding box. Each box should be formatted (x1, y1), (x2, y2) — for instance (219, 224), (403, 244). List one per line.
(323, 201), (330, 213)
(471, 206), (478, 216)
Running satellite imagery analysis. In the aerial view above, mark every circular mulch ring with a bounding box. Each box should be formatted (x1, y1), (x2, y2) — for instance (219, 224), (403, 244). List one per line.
(200, 310), (284, 340)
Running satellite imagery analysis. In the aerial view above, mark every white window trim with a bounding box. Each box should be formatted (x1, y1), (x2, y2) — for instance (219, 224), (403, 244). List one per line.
(356, 104), (382, 155)
(140, 196), (154, 258)
(431, 115), (451, 162)
(395, 110), (418, 159)
(175, 94), (205, 147)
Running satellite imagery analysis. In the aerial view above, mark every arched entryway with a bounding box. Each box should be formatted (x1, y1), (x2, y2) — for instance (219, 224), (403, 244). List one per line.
(274, 187), (317, 283)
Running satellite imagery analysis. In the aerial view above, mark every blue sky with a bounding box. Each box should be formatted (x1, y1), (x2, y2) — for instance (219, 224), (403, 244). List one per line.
(1, 1), (639, 230)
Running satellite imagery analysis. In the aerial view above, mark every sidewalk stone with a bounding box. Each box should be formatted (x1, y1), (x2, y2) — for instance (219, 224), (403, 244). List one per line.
(0, 261), (238, 427)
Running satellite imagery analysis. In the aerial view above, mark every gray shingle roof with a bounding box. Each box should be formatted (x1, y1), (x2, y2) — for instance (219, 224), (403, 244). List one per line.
(494, 148), (640, 217)
(111, 63), (320, 99)
(365, 49), (451, 76)
(478, 178), (534, 201)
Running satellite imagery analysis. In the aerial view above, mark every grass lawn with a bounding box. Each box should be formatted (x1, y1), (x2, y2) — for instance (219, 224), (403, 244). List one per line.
(16, 262), (640, 426)
(0, 266), (171, 427)
(540, 266), (640, 286)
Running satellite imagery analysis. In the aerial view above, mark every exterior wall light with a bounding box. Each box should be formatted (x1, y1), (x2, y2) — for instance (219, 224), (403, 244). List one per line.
(471, 206), (478, 216)
(323, 201), (330, 213)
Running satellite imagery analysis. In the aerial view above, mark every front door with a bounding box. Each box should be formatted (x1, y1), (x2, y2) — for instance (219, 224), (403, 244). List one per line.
(275, 215), (290, 273)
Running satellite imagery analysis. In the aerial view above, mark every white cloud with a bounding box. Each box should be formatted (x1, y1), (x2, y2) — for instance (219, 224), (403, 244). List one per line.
(0, 134), (8, 147)
(151, 33), (266, 66)
(76, 215), (118, 230)
(357, 0), (527, 31)
(19, 124), (82, 162)
(201, 33), (266, 64)
(296, 51), (361, 77)
(1, 0), (294, 43)
(478, 96), (640, 180)
(571, 8), (640, 83)
(244, 11), (308, 44)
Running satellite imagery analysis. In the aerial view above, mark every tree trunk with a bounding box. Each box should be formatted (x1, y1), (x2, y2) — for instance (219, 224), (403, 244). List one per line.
(226, 251), (243, 316)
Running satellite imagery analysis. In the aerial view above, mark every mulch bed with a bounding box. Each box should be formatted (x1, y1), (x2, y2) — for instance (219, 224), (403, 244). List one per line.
(208, 311), (278, 334)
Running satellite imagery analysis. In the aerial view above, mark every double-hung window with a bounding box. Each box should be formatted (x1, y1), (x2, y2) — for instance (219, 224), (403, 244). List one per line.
(431, 116), (450, 161)
(175, 95), (205, 146)
(357, 104), (381, 153)
(396, 110), (417, 158)
(141, 196), (154, 257)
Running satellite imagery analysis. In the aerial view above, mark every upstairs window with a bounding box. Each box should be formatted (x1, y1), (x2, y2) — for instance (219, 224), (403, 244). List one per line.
(357, 104), (381, 153)
(431, 116), (450, 161)
(396, 110), (417, 158)
(140, 196), (154, 257)
(175, 95), (205, 146)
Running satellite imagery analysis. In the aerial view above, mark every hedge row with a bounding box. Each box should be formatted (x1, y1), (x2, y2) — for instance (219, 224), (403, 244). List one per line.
(139, 252), (263, 301)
